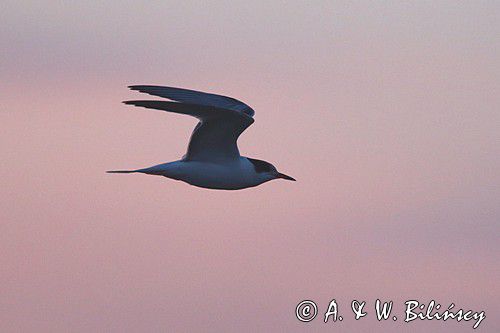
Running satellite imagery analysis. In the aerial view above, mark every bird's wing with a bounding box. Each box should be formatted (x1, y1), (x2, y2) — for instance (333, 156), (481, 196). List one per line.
(123, 100), (254, 161)
(128, 85), (255, 117)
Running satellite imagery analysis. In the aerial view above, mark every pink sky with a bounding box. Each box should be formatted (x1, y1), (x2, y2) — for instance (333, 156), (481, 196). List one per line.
(1, 1), (499, 332)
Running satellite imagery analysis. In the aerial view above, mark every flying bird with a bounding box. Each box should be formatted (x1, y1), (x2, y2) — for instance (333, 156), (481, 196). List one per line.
(107, 85), (295, 190)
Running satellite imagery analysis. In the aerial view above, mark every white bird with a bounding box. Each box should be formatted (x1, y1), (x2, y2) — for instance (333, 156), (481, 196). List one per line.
(107, 85), (295, 190)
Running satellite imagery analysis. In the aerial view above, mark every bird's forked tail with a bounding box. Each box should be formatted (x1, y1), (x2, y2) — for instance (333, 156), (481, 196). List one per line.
(106, 170), (138, 174)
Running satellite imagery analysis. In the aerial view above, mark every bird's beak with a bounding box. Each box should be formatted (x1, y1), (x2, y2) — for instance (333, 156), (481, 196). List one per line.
(276, 172), (296, 181)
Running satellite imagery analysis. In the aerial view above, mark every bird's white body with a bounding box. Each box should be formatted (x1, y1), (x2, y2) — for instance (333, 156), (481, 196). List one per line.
(108, 85), (295, 190)
(138, 158), (274, 190)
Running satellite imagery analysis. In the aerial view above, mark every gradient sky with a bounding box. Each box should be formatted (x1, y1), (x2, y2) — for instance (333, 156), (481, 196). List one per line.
(1, 1), (499, 332)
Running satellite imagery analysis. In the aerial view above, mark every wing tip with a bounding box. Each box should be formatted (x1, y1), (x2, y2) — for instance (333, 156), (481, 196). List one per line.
(128, 85), (156, 90)
(123, 100), (150, 108)
(128, 85), (142, 92)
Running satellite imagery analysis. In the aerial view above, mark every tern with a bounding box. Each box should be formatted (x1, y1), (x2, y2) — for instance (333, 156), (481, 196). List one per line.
(107, 85), (296, 190)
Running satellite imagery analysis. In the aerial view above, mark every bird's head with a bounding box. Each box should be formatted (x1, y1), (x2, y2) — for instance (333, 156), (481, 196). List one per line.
(248, 158), (296, 183)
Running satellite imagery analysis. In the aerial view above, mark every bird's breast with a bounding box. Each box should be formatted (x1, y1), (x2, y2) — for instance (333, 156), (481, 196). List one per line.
(172, 159), (262, 190)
